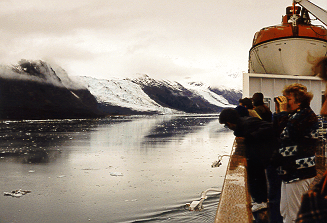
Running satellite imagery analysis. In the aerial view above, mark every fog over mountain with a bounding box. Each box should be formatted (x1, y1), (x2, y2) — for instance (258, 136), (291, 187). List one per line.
(0, 60), (102, 120)
(0, 60), (240, 119)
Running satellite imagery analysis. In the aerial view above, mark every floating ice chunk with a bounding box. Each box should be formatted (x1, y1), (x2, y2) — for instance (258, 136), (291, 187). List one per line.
(4, 192), (22, 197)
(57, 175), (66, 178)
(4, 189), (31, 198)
(110, 172), (123, 176)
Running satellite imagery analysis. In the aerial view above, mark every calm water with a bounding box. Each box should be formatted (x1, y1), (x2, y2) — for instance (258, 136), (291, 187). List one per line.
(0, 114), (234, 223)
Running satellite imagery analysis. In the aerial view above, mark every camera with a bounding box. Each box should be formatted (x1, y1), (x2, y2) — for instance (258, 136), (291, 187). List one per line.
(274, 96), (286, 104)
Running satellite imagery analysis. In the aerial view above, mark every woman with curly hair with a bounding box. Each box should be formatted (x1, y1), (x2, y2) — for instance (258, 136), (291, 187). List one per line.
(273, 83), (319, 223)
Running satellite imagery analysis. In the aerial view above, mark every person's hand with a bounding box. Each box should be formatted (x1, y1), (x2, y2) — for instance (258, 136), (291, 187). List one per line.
(276, 96), (288, 112)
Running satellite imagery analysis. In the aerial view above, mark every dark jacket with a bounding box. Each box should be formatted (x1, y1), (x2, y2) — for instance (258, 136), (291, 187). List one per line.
(273, 107), (319, 183)
(233, 116), (279, 167)
(235, 105), (249, 117)
(254, 104), (272, 122)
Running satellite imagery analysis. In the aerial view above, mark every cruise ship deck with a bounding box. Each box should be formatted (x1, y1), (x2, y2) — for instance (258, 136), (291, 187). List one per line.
(214, 117), (327, 222)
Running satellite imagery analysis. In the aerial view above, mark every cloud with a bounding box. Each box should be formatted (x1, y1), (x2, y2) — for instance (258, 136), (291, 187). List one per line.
(0, 0), (144, 37)
(0, 0), (326, 88)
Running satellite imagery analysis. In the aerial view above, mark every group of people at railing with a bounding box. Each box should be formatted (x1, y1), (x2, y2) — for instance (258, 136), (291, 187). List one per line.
(219, 57), (327, 223)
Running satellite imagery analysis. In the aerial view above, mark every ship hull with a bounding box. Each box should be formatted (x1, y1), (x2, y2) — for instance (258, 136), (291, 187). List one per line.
(249, 37), (327, 75)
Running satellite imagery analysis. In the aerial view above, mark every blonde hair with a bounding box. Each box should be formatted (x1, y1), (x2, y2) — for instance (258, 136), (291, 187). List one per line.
(282, 83), (313, 108)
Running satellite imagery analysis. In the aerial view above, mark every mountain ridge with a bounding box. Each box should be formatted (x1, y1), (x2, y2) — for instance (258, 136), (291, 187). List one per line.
(75, 74), (240, 115)
(0, 60), (241, 118)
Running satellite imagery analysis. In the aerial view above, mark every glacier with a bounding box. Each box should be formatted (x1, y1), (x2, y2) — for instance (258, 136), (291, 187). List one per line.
(0, 60), (240, 119)
(75, 76), (179, 114)
(74, 74), (239, 115)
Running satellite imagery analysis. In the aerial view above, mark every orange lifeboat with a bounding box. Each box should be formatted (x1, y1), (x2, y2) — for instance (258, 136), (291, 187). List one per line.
(249, 4), (327, 76)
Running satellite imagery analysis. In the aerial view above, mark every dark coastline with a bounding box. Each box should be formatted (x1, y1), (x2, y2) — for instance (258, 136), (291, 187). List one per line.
(0, 77), (104, 120)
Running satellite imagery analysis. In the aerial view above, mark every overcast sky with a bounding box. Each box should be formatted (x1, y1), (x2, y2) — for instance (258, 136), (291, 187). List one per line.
(1, 0), (327, 88)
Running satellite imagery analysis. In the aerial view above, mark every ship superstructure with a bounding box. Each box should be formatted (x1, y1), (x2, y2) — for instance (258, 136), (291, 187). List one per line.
(216, 1), (327, 222)
(249, 1), (327, 76)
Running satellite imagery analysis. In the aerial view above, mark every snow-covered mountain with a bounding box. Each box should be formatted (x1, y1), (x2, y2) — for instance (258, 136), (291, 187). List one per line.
(74, 74), (240, 115)
(75, 76), (178, 115)
(0, 59), (241, 119)
(0, 60), (102, 120)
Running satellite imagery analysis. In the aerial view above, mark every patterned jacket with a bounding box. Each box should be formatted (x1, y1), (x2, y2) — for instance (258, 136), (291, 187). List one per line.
(273, 107), (319, 183)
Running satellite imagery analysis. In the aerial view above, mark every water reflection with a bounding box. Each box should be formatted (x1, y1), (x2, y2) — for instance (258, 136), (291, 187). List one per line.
(0, 119), (99, 163)
(144, 115), (219, 140)
(1, 149), (61, 164)
(0, 115), (222, 164)
(0, 115), (234, 223)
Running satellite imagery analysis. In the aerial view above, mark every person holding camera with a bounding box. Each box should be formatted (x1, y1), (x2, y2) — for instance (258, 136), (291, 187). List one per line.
(295, 57), (327, 222)
(273, 83), (319, 223)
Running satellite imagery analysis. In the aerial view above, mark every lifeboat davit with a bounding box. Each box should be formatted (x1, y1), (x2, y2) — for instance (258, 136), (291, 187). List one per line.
(249, 4), (327, 76)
